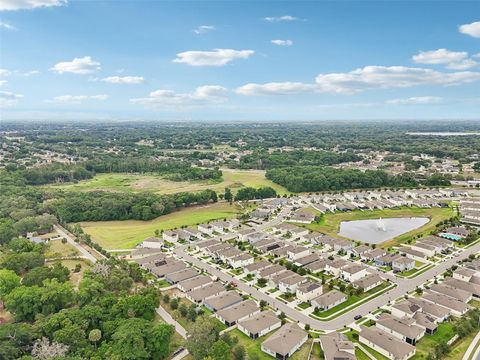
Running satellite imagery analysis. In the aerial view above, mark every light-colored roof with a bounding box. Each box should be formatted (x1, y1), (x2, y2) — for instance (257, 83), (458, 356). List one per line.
(177, 275), (212, 291)
(245, 260), (271, 272)
(444, 278), (480, 296)
(297, 281), (322, 294)
(312, 290), (346, 307)
(359, 326), (415, 360)
(165, 268), (198, 282)
(422, 291), (470, 313)
(342, 264), (366, 274)
(430, 283), (472, 302)
(407, 298), (450, 319)
(319, 332), (356, 360)
(217, 300), (259, 323)
(187, 282), (225, 302)
(391, 300), (421, 316)
(261, 323), (307, 357)
(377, 314), (424, 339)
(238, 310), (280, 335)
(353, 273), (382, 290)
(204, 291), (243, 311)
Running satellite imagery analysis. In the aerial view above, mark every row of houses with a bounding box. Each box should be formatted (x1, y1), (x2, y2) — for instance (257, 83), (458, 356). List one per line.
(461, 200), (480, 226)
(195, 239), (254, 268)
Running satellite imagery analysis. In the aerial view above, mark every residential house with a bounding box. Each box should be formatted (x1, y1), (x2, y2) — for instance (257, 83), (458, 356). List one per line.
(340, 264), (368, 282)
(186, 282), (226, 304)
(311, 290), (347, 311)
(376, 314), (425, 345)
(238, 310), (281, 339)
(244, 260), (272, 275)
(278, 274), (308, 293)
(162, 231), (178, 243)
(165, 268), (198, 285)
(422, 291), (470, 317)
(198, 223), (214, 235)
(319, 332), (356, 360)
(229, 253), (254, 268)
(216, 300), (260, 326)
(261, 323), (308, 360)
(286, 246), (310, 261)
(353, 273), (383, 292)
(392, 257), (415, 272)
(444, 278), (480, 297)
(177, 275), (212, 293)
(204, 291), (243, 312)
(296, 282), (323, 302)
(429, 283), (473, 303)
(141, 237), (164, 249)
(359, 326), (416, 360)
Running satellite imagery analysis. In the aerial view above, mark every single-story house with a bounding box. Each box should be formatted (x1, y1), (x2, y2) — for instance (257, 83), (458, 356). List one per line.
(353, 273), (383, 292)
(376, 314), (425, 345)
(198, 223), (214, 235)
(177, 275), (212, 293)
(204, 291), (243, 312)
(165, 268), (198, 284)
(319, 332), (356, 360)
(215, 299), (260, 326)
(359, 326), (416, 360)
(429, 283), (473, 303)
(422, 291), (470, 317)
(392, 257), (415, 272)
(229, 253), (254, 268)
(244, 260), (272, 275)
(141, 237), (164, 249)
(444, 278), (480, 298)
(186, 282), (226, 304)
(261, 323), (308, 360)
(278, 274), (308, 294)
(162, 230), (178, 243)
(238, 310), (281, 339)
(311, 290), (347, 311)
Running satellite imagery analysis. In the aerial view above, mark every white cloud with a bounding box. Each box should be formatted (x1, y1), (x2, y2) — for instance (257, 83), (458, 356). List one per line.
(0, 80), (7, 86)
(235, 82), (316, 96)
(0, 21), (16, 30)
(193, 25), (215, 34)
(49, 94), (109, 104)
(0, 91), (23, 107)
(23, 70), (40, 76)
(102, 76), (144, 84)
(314, 66), (480, 94)
(130, 85), (227, 108)
(459, 21), (480, 38)
(0, 0), (67, 11)
(264, 15), (299, 22)
(271, 39), (293, 46)
(386, 96), (443, 105)
(173, 49), (254, 66)
(0, 68), (11, 76)
(50, 56), (101, 74)
(412, 48), (477, 70)
(236, 66), (480, 96)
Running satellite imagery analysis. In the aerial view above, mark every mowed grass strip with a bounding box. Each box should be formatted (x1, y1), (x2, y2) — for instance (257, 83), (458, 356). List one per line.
(304, 206), (454, 248)
(80, 202), (240, 250)
(46, 169), (289, 195)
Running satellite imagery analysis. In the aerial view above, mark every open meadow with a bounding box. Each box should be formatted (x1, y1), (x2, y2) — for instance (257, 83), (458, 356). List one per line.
(304, 206), (455, 248)
(80, 202), (240, 250)
(46, 168), (289, 195)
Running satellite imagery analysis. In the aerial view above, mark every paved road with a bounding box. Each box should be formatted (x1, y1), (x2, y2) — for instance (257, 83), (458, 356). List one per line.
(174, 239), (480, 331)
(155, 305), (188, 339)
(463, 330), (480, 360)
(54, 224), (100, 264)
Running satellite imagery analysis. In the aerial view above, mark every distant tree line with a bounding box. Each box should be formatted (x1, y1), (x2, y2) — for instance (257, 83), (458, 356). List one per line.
(234, 186), (277, 201)
(265, 166), (450, 192)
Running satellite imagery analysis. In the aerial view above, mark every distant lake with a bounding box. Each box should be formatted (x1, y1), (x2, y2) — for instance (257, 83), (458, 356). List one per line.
(338, 217), (430, 244)
(406, 132), (480, 136)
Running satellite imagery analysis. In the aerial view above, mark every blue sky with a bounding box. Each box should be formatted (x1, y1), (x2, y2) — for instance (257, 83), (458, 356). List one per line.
(0, 0), (479, 121)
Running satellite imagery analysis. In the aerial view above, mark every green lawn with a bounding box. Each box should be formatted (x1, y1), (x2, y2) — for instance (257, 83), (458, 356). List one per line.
(228, 328), (312, 360)
(412, 322), (455, 359)
(310, 282), (392, 319)
(304, 206), (454, 248)
(47, 169), (289, 195)
(80, 202), (240, 249)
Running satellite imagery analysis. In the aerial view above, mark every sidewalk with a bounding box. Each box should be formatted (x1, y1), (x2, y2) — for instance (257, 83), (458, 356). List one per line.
(155, 305), (188, 339)
(462, 330), (480, 360)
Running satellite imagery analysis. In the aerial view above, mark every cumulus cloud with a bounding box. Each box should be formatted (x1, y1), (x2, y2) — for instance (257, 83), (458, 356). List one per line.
(49, 94), (109, 104)
(173, 49), (254, 66)
(0, 80), (7, 86)
(50, 56), (101, 74)
(23, 70), (40, 76)
(193, 25), (215, 34)
(386, 96), (443, 105)
(271, 39), (293, 46)
(412, 49), (477, 70)
(0, 0), (67, 11)
(0, 68), (11, 76)
(235, 82), (316, 96)
(264, 15), (299, 22)
(236, 66), (480, 96)
(459, 21), (480, 38)
(0, 21), (16, 30)
(101, 76), (144, 84)
(0, 91), (23, 107)
(130, 85), (227, 109)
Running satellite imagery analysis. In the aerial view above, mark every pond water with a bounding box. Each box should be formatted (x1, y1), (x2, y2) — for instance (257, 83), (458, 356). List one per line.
(338, 217), (430, 244)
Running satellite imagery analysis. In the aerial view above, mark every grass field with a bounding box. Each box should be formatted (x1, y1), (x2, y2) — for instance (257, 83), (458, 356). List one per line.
(47, 168), (289, 195)
(80, 202), (240, 249)
(44, 239), (80, 258)
(304, 206), (454, 248)
(412, 322), (455, 359)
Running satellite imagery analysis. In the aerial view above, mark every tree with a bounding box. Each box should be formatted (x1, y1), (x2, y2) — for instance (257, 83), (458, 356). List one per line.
(259, 300), (267, 309)
(31, 337), (69, 360)
(233, 345), (246, 360)
(22, 263), (70, 287)
(179, 303), (188, 317)
(224, 188), (233, 203)
(147, 323), (174, 360)
(210, 339), (230, 360)
(88, 329), (102, 349)
(185, 317), (220, 360)
(0, 269), (21, 298)
(170, 297), (179, 310)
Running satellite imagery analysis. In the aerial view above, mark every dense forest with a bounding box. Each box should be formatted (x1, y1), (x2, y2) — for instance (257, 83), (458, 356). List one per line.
(266, 167), (450, 192)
